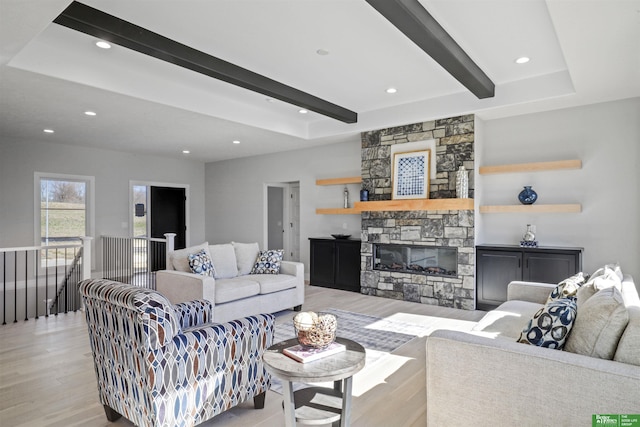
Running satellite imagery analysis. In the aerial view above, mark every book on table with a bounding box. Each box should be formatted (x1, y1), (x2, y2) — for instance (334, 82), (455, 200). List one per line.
(283, 341), (346, 363)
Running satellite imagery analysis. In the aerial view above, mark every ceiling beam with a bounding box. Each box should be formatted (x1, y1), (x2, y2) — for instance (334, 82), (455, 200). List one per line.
(365, 0), (495, 99)
(53, 1), (358, 124)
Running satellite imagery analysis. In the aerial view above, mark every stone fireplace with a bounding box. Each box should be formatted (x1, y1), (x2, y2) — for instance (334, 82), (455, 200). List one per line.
(359, 115), (476, 309)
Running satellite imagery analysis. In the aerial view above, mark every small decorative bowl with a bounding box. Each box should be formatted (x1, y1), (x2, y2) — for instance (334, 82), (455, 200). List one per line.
(293, 311), (337, 349)
(331, 234), (351, 239)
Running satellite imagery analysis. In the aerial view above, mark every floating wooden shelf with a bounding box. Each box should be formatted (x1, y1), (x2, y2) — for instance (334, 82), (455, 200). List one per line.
(355, 198), (474, 212)
(479, 159), (581, 175)
(316, 176), (362, 186)
(315, 208), (360, 215)
(479, 204), (582, 214)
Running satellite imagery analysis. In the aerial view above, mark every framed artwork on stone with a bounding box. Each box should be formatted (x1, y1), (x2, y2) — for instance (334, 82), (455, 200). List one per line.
(392, 149), (430, 199)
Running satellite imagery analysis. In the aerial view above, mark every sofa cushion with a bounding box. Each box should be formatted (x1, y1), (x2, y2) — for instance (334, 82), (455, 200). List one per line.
(208, 244), (238, 279)
(188, 249), (215, 277)
(473, 300), (543, 339)
(565, 286), (629, 359)
(250, 249), (284, 274)
(170, 242), (210, 272)
(547, 272), (588, 303)
(250, 273), (298, 295)
(232, 242), (260, 276)
(215, 278), (260, 304)
(517, 298), (577, 349)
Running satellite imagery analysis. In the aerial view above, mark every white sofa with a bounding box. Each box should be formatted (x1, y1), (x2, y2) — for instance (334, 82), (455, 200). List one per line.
(156, 242), (304, 323)
(426, 270), (640, 426)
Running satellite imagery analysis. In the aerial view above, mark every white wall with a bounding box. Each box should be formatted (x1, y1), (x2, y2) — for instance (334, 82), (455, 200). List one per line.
(0, 137), (206, 272)
(205, 138), (362, 277)
(477, 98), (640, 280)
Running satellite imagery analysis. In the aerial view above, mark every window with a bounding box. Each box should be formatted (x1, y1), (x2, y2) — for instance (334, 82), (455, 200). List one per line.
(132, 185), (148, 237)
(35, 173), (95, 265)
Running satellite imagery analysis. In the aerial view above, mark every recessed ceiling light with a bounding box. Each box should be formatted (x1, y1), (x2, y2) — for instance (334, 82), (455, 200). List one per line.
(43, 129), (54, 133)
(84, 111), (97, 116)
(386, 87), (397, 94)
(515, 56), (530, 64)
(95, 40), (111, 49)
(316, 49), (330, 56)
(182, 150), (190, 154)
(232, 140), (241, 144)
(299, 109), (308, 114)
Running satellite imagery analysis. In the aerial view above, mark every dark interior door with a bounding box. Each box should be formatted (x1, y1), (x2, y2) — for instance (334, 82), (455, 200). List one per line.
(150, 186), (186, 250)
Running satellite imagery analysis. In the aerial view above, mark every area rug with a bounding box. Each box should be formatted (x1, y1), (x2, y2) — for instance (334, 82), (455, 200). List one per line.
(270, 308), (424, 394)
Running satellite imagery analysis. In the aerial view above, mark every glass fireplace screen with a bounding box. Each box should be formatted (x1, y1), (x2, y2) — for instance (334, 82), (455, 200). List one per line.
(373, 244), (457, 277)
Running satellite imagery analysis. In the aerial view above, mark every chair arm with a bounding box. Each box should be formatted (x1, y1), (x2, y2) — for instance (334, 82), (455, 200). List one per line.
(149, 314), (275, 417)
(507, 280), (556, 304)
(156, 270), (215, 304)
(174, 299), (214, 329)
(426, 329), (640, 426)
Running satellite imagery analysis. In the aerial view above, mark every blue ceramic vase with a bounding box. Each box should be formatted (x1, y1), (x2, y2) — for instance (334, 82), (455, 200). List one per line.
(518, 186), (538, 205)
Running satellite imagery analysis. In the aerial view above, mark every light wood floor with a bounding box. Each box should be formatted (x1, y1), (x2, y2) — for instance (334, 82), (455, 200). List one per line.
(0, 284), (485, 427)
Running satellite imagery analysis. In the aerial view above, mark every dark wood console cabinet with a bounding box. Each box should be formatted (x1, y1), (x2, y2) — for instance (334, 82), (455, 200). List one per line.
(476, 244), (583, 310)
(309, 238), (361, 293)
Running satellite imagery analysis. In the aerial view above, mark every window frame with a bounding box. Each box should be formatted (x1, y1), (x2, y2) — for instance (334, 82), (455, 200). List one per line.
(34, 172), (95, 268)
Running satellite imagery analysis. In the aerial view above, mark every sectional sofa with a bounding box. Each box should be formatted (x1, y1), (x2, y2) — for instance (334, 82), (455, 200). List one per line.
(426, 267), (639, 426)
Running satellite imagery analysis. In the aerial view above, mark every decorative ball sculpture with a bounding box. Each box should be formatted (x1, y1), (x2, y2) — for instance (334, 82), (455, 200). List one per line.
(293, 311), (337, 349)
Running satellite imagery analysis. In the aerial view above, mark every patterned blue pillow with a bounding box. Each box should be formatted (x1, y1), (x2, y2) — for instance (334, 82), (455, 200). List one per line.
(517, 297), (577, 350)
(188, 249), (215, 277)
(547, 272), (589, 303)
(250, 249), (284, 274)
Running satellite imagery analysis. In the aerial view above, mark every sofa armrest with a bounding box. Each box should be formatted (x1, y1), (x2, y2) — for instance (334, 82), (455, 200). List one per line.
(156, 270), (215, 304)
(280, 260), (303, 279)
(507, 280), (556, 304)
(426, 329), (640, 426)
(174, 299), (214, 329)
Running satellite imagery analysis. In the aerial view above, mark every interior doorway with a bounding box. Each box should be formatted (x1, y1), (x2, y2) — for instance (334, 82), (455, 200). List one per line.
(150, 186), (186, 249)
(131, 182), (188, 250)
(265, 182), (300, 261)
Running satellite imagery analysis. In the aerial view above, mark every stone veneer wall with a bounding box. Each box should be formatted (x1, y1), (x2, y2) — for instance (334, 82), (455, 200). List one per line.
(360, 115), (476, 309)
(361, 115), (475, 200)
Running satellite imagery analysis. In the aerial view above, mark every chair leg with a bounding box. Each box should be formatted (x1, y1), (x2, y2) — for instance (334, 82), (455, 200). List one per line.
(293, 305), (302, 312)
(103, 405), (122, 422)
(254, 392), (266, 409)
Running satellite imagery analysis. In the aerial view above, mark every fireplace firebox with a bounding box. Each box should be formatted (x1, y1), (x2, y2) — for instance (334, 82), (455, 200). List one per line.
(373, 244), (457, 277)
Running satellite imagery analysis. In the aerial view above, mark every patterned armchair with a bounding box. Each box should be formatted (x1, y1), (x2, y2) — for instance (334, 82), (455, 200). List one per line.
(79, 279), (274, 427)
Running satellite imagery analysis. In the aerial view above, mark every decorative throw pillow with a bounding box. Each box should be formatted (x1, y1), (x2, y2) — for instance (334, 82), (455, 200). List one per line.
(188, 249), (215, 277)
(170, 242), (210, 272)
(564, 286), (629, 359)
(547, 272), (589, 303)
(250, 249), (284, 274)
(575, 265), (622, 308)
(517, 297), (577, 349)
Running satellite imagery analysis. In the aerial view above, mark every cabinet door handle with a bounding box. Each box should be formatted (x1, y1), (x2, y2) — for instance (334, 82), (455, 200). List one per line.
(518, 258), (521, 268)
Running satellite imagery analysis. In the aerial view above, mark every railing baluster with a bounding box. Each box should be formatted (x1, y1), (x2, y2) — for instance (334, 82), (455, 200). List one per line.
(24, 250), (28, 321)
(14, 251), (17, 323)
(54, 250), (59, 316)
(3, 252), (6, 325)
(64, 247), (68, 313)
(45, 248), (49, 317)
(35, 250), (39, 319)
